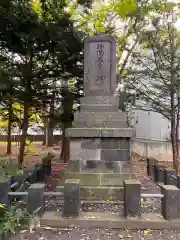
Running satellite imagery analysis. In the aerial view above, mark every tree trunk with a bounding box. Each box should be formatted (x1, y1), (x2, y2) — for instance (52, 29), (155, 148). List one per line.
(6, 100), (13, 155)
(45, 118), (54, 147)
(18, 101), (29, 167)
(171, 120), (178, 173)
(176, 106), (179, 157)
(60, 121), (71, 163)
(59, 87), (73, 163)
(170, 10), (178, 174)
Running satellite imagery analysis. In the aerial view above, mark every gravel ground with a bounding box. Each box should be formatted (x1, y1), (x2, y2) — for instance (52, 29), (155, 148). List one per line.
(45, 197), (161, 214)
(9, 227), (180, 240)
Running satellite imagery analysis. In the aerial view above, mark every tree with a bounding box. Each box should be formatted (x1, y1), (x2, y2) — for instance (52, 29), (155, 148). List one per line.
(0, 0), (84, 166)
(126, 2), (180, 172)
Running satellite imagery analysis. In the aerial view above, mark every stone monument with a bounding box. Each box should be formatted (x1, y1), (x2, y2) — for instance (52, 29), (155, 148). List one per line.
(65, 34), (135, 190)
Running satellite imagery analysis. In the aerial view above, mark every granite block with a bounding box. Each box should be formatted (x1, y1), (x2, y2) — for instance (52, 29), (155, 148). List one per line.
(63, 179), (80, 217)
(161, 185), (180, 220)
(0, 179), (10, 206)
(124, 180), (141, 218)
(81, 138), (101, 149)
(84, 35), (116, 96)
(164, 168), (177, 186)
(101, 149), (131, 161)
(74, 112), (127, 123)
(100, 138), (130, 149)
(100, 128), (135, 138)
(66, 128), (135, 138)
(74, 120), (127, 128)
(80, 96), (119, 105)
(27, 183), (45, 215)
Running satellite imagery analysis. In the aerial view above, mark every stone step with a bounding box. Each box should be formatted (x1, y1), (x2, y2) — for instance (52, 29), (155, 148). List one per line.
(80, 105), (118, 112)
(80, 96), (119, 106)
(66, 128), (135, 138)
(74, 120), (127, 128)
(62, 172), (135, 186)
(74, 112), (127, 124)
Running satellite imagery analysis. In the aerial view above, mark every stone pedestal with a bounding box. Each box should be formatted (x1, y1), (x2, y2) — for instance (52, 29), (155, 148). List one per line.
(65, 34), (135, 188)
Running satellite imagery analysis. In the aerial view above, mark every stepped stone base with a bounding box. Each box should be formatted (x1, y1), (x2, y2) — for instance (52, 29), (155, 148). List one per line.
(57, 185), (124, 200)
(74, 112), (128, 128)
(80, 96), (119, 112)
(66, 128), (135, 138)
(63, 172), (135, 186)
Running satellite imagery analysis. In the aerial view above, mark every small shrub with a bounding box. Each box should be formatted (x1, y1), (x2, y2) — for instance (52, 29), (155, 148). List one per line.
(0, 204), (29, 239)
(0, 160), (23, 177)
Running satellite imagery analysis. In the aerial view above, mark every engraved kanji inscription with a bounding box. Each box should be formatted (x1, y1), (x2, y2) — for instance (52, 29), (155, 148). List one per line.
(96, 76), (104, 85)
(96, 44), (104, 69)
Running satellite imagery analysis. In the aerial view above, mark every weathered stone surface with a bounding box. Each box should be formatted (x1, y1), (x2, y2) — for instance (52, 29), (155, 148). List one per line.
(81, 138), (130, 149)
(70, 149), (101, 161)
(154, 164), (165, 183)
(27, 183), (45, 215)
(101, 149), (131, 161)
(81, 138), (101, 149)
(100, 138), (130, 149)
(65, 34), (135, 180)
(80, 105), (118, 112)
(124, 180), (141, 218)
(177, 175), (180, 189)
(0, 179), (10, 206)
(69, 160), (133, 174)
(74, 120), (127, 128)
(80, 96), (119, 112)
(147, 157), (157, 178)
(80, 96), (119, 105)
(63, 179), (80, 217)
(70, 148), (131, 161)
(74, 111), (127, 123)
(57, 185), (124, 200)
(164, 168), (177, 186)
(65, 172), (135, 186)
(84, 35), (116, 96)
(66, 128), (135, 138)
(100, 128), (135, 138)
(161, 185), (180, 220)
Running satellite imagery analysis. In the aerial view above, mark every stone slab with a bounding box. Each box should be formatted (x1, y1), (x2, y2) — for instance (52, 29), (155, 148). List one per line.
(74, 112), (127, 123)
(27, 183), (45, 215)
(74, 120), (127, 128)
(81, 138), (130, 149)
(80, 105), (118, 112)
(124, 180), (141, 218)
(101, 149), (131, 161)
(56, 186), (156, 201)
(70, 149), (101, 161)
(84, 35), (116, 96)
(64, 172), (135, 186)
(161, 185), (180, 219)
(80, 96), (119, 112)
(40, 211), (180, 230)
(80, 96), (119, 105)
(66, 128), (135, 138)
(63, 179), (80, 217)
(70, 148), (131, 161)
(57, 185), (124, 200)
(68, 160), (133, 173)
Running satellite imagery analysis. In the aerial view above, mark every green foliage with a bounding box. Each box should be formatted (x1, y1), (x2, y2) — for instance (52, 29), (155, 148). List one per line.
(0, 160), (23, 177)
(0, 205), (29, 238)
